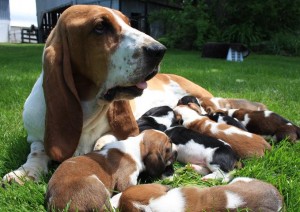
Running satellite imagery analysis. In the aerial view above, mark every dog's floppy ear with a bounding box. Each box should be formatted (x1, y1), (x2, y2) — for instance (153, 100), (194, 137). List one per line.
(143, 152), (165, 177)
(43, 24), (83, 162)
(107, 100), (139, 140)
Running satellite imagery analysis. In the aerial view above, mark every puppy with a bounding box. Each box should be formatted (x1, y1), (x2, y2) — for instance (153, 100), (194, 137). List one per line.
(224, 108), (300, 143)
(137, 106), (178, 132)
(174, 104), (271, 158)
(207, 112), (248, 131)
(165, 126), (241, 182)
(199, 97), (268, 114)
(111, 177), (283, 212)
(45, 130), (177, 211)
(177, 95), (201, 107)
(177, 96), (247, 130)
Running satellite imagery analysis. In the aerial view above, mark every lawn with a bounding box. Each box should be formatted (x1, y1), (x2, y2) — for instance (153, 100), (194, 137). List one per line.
(0, 44), (299, 211)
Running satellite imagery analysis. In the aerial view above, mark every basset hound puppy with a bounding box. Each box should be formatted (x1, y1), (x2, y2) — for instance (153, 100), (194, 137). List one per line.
(137, 106), (178, 132)
(3, 5), (212, 183)
(165, 126), (241, 182)
(46, 130), (177, 211)
(199, 97), (268, 114)
(224, 108), (300, 143)
(110, 177), (283, 212)
(177, 95), (247, 130)
(173, 103), (271, 158)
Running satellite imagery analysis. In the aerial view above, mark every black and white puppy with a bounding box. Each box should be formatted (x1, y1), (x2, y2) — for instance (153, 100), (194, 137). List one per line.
(137, 106), (178, 132)
(207, 112), (248, 131)
(225, 109), (300, 143)
(177, 96), (247, 131)
(165, 126), (241, 182)
(177, 95), (201, 107)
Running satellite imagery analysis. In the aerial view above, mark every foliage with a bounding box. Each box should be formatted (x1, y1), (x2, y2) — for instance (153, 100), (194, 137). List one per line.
(149, 0), (212, 49)
(149, 0), (300, 55)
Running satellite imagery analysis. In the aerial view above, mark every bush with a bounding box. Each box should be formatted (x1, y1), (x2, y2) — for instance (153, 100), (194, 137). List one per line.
(266, 32), (300, 56)
(149, 0), (300, 55)
(149, 1), (213, 50)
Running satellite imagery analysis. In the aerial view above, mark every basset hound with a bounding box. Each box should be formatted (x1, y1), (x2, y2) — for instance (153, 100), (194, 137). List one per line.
(173, 103), (271, 158)
(137, 106), (178, 132)
(165, 126), (241, 182)
(3, 5), (212, 183)
(177, 95), (247, 130)
(46, 129), (177, 211)
(110, 177), (283, 212)
(224, 108), (300, 143)
(199, 97), (268, 114)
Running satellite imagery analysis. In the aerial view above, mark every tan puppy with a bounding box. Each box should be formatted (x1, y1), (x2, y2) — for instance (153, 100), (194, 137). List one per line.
(46, 130), (177, 211)
(200, 97), (267, 114)
(111, 177), (284, 212)
(174, 103), (271, 158)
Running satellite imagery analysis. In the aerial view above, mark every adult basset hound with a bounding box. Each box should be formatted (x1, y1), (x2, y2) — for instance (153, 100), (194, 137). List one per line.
(2, 5), (212, 183)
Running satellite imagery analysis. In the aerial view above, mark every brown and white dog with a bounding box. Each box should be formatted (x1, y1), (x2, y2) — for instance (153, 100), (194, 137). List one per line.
(3, 5), (212, 183)
(46, 130), (177, 211)
(199, 97), (267, 114)
(173, 103), (271, 158)
(110, 177), (283, 212)
(224, 109), (300, 143)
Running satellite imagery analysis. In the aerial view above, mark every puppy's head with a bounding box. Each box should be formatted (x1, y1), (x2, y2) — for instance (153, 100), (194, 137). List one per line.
(177, 95), (201, 107)
(140, 130), (177, 178)
(173, 103), (203, 124)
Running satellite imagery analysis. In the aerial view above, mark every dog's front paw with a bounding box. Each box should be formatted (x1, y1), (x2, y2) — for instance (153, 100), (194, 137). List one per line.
(2, 167), (39, 185)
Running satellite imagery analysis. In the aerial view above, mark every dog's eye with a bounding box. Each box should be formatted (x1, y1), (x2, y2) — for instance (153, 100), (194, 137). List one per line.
(166, 148), (171, 153)
(94, 23), (105, 34)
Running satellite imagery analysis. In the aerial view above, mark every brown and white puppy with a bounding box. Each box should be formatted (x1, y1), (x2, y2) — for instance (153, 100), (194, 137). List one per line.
(46, 130), (177, 211)
(3, 5), (213, 183)
(199, 97), (267, 114)
(224, 109), (300, 143)
(111, 177), (284, 212)
(173, 104), (271, 158)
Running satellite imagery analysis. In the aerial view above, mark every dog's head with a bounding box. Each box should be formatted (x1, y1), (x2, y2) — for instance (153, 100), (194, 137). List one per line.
(140, 130), (177, 178)
(44, 5), (165, 102)
(42, 5), (166, 161)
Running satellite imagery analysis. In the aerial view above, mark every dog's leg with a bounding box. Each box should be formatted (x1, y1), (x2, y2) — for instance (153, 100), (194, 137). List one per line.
(201, 169), (235, 183)
(94, 134), (118, 150)
(2, 141), (50, 184)
(189, 164), (210, 175)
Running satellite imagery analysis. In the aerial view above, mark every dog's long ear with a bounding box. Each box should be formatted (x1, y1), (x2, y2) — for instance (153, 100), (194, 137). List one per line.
(107, 100), (139, 140)
(43, 24), (83, 162)
(143, 152), (165, 177)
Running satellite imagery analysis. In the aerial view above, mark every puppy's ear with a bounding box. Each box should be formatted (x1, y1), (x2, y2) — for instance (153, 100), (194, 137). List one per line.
(188, 103), (202, 114)
(107, 100), (139, 140)
(43, 23), (83, 162)
(143, 152), (165, 177)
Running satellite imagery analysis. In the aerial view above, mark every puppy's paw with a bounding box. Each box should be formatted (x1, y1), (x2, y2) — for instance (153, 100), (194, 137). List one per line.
(189, 164), (210, 175)
(2, 168), (37, 185)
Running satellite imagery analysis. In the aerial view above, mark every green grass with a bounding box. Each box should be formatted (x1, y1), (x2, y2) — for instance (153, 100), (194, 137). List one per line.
(0, 44), (299, 211)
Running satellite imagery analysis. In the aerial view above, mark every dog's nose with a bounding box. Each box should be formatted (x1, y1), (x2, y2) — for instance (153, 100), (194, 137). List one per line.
(143, 43), (167, 59)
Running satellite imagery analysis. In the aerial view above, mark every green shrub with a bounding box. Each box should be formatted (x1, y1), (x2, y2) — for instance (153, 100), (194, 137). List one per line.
(266, 32), (300, 56)
(149, 1), (212, 50)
